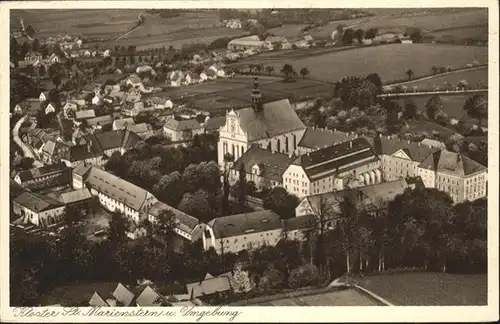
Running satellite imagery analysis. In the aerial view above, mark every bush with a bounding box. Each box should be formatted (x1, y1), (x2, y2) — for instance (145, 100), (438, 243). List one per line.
(288, 264), (320, 289)
(258, 266), (284, 293)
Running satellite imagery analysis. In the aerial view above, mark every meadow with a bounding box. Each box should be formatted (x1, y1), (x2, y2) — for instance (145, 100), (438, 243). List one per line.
(260, 44), (487, 84)
(398, 67), (488, 91)
(429, 25), (489, 43)
(358, 272), (487, 305)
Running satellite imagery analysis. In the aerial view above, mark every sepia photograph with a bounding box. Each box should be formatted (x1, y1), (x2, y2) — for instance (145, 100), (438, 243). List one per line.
(1, 1), (498, 322)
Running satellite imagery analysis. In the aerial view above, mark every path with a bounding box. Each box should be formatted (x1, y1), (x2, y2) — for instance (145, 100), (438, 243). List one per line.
(116, 12), (145, 42)
(13, 115), (43, 167)
(385, 65), (488, 87)
(378, 88), (487, 98)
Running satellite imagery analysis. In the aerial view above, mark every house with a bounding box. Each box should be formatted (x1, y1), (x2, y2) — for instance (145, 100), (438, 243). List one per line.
(205, 68), (217, 80)
(47, 53), (60, 64)
(400, 36), (413, 44)
(86, 115), (114, 130)
(44, 102), (57, 115)
(163, 118), (204, 142)
(374, 135), (440, 182)
(420, 138), (446, 149)
(112, 283), (136, 306)
(203, 116), (226, 134)
(297, 127), (357, 155)
(128, 123), (154, 139)
(62, 101), (78, 117)
(14, 162), (70, 191)
(218, 77), (306, 166)
(418, 150), (487, 203)
(227, 35), (267, 51)
(62, 129), (141, 167)
(283, 137), (382, 198)
(231, 144), (294, 190)
(103, 49), (111, 57)
(135, 286), (167, 307)
(147, 97), (174, 110)
(14, 98), (41, 117)
(74, 166), (158, 223)
(147, 201), (205, 243)
(203, 210), (283, 254)
(112, 118), (135, 131)
(123, 101), (156, 117)
(186, 276), (232, 299)
(39, 91), (50, 102)
(169, 70), (185, 87)
(25, 128), (55, 153)
(126, 74), (143, 89)
(209, 63), (226, 77)
(295, 179), (412, 228)
(266, 36), (293, 50)
(12, 191), (66, 227)
(75, 109), (96, 121)
(91, 93), (101, 105)
(199, 71), (209, 82)
(24, 51), (43, 62)
(40, 140), (70, 164)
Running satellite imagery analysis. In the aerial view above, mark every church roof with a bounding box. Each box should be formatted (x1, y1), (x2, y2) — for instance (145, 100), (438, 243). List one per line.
(235, 99), (305, 142)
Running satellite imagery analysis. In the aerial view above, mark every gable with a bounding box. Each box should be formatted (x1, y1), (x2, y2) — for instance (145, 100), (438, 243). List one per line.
(392, 149), (412, 160)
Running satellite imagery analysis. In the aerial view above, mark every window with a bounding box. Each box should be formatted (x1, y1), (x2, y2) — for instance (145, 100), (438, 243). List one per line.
(277, 139), (281, 152)
(293, 134), (297, 149)
(232, 144), (235, 157)
(285, 136), (289, 153)
(241, 146), (244, 156)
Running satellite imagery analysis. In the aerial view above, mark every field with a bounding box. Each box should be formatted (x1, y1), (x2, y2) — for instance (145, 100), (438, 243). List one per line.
(429, 25), (489, 43)
(267, 24), (309, 38)
(396, 93), (488, 127)
(358, 272), (488, 305)
(234, 288), (380, 306)
(257, 44), (487, 84)
(399, 67), (488, 90)
(147, 76), (331, 114)
(11, 9), (245, 50)
(353, 9), (487, 34)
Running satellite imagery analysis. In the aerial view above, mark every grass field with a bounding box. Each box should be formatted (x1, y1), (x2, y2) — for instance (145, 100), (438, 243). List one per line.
(267, 24), (309, 38)
(358, 272), (487, 305)
(429, 25), (489, 43)
(259, 44), (487, 84)
(400, 67), (488, 90)
(396, 93), (488, 126)
(354, 8), (487, 34)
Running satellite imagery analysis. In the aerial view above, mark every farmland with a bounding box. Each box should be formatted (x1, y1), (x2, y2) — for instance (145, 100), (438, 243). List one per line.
(397, 66), (488, 91)
(357, 272), (487, 305)
(395, 93), (488, 127)
(429, 25), (489, 43)
(248, 44), (487, 84)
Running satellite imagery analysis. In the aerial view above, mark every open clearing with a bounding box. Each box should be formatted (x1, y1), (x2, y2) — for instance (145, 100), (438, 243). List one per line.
(400, 67), (488, 90)
(259, 44), (487, 84)
(358, 272), (487, 305)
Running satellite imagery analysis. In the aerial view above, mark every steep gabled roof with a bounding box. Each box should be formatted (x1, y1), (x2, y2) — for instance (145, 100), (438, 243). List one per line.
(13, 191), (64, 212)
(235, 99), (305, 142)
(418, 150), (487, 177)
(135, 286), (165, 306)
(375, 136), (438, 162)
(164, 118), (202, 131)
(112, 283), (135, 306)
(232, 145), (293, 182)
(186, 276), (231, 298)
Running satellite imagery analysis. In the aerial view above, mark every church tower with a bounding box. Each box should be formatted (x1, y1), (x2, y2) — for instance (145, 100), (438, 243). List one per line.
(251, 76), (263, 112)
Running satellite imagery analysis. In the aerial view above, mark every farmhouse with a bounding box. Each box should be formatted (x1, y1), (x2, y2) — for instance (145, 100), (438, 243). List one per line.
(265, 36), (293, 50)
(147, 201), (205, 243)
(12, 191), (66, 227)
(418, 150), (487, 203)
(230, 144), (294, 190)
(14, 162), (70, 191)
(202, 210), (283, 255)
(217, 77), (306, 166)
(283, 137), (382, 198)
(73, 166), (158, 223)
(39, 91), (50, 102)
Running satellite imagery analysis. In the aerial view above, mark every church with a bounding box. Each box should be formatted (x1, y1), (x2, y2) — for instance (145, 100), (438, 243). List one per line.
(217, 77), (307, 166)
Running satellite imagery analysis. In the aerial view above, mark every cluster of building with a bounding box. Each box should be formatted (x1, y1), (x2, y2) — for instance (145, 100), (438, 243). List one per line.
(226, 34), (317, 53)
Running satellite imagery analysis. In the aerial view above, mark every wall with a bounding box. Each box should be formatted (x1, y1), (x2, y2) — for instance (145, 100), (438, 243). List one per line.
(418, 167), (436, 189)
(283, 164), (310, 198)
(381, 153), (419, 181)
(13, 203), (65, 227)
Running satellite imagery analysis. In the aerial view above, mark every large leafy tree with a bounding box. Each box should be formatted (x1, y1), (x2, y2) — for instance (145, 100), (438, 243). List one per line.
(463, 95), (487, 127)
(425, 95), (443, 120)
(263, 187), (299, 219)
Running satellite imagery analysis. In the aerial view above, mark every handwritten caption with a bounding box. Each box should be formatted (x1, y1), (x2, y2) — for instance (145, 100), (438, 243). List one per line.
(13, 306), (243, 322)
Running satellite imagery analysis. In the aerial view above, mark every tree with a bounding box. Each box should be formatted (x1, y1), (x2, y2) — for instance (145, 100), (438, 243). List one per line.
(53, 75), (62, 89)
(32, 38), (41, 52)
(178, 189), (213, 223)
(152, 171), (185, 207)
(288, 263), (320, 288)
(431, 66), (438, 75)
(402, 100), (418, 120)
(26, 25), (36, 38)
(107, 211), (130, 243)
(299, 67), (310, 79)
(153, 209), (177, 242)
(258, 265), (284, 292)
(236, 163), (247, 203)
(336, 191), (362, 273)
(354, 29), (365, 43)
(341, 28), (355, 45)
(263, 187), (299, 219)
(365, 28), (378, 40)
(405, 69), (414, 81)
(265, 65), (274, 75)
(365, 73), (383, 93)
(463, 95), (487, 126)
(280, 63), (295, 80)
(425, 95), (443, 120)
(457, 79), (469, 90)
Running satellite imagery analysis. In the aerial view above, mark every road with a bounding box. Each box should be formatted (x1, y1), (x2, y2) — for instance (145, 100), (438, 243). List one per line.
(377, 88), (488, 98)
(116, 12), (145, 42)
(13, 115), (43, 167)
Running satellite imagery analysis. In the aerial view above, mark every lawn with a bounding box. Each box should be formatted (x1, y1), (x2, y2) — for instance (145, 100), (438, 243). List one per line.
(357, 272), (488, 305)
(263, 44), (487, 84)
(400, 67), (488, 91)
(354, 8), (487, 34)
(396, 93), (488, 126)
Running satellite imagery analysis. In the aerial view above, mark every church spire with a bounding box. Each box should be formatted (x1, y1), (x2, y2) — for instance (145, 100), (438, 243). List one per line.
(251, 76), (263, 112)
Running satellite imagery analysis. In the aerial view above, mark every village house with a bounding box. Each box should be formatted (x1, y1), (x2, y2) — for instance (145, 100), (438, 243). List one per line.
(186, 275), (232, 299)
(208, 63), (226, 77)
(283, 137), (382, 198)
(73, 166), (158, 223)
(44, 102), (57, 115)
(418, 150), (487, 203)
(265, 36), (293, 50)
(86, 115), (114, 131)
(25, 128), (55, 153)
(146, 97), (174, 110)
(75, 109), (96, 121)
(40, 140), (70, 164)
(12, 191), (66, 227)
(14, 98), (41, 117)
(227, 35), (269, 51)
(163, 118), (204, 142)
(230, 144), (294, 190)
(39, 91), (50, 102)
(296, 127), (357, 155)
(62, 129), (141, 167)
(14, 162), (70, 191)
(203, 210), (283, 254)
(282, 214), (317, 241)
(218, 77), (306, 166)
(203, 116), (226, 135)
(147, 201), (205, 244)
(169, 70), (185, 87)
